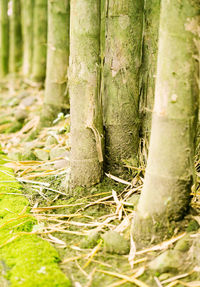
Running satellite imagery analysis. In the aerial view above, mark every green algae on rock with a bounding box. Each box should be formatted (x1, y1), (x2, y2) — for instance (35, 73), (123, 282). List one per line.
(149, 250), (184, 273)
(0, 157), (71, 287)
(102, 230), (130, 255)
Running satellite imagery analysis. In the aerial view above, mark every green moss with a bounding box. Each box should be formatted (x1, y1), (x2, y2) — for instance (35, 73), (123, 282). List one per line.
(0, 118), (12, 125)
(186, 220), (199, 232)
(174, 234), (191, 252)
(23, 129), (40, 142)
(1, 236), (70, 287)
(5, 121), (23, 133)
(0, 156), (71, 286)
(80, 230), (101, 249)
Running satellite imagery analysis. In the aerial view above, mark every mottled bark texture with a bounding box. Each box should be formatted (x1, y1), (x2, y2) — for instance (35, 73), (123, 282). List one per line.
(21, 0), (34, 77)
(69, 0), (103, 187)
(103, 0), (144, 175)
(42, 0), (70, 126)
(9, 0), (22, 73)
(100, 0), (106, 110)
(31, 0), (47, 82)
(132, 0), (200, 246)
(140, 0), (161, 143)
(0, 0), (9, 77)
(100, 0), (106, 76)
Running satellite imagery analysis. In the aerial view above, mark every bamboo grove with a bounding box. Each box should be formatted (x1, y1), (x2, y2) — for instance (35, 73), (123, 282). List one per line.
(0, 0), (199, 246)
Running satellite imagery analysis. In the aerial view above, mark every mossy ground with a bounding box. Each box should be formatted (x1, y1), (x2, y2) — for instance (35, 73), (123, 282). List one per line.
(0, 155), (70, 286)
(0, 78), (199, 286)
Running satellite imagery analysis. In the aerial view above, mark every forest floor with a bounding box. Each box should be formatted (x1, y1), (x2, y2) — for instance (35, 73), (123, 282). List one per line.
(0, 77), (199, 287)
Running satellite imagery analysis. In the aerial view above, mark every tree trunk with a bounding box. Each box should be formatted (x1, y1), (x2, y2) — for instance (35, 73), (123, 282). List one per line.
(42, 0), (70, 126)
(140, 0), (161, 145)
(100, 0), (106, 111)
(132, 0), (199, 246)
(69, 0), (103, 187)
(9, 0), (22, 73)
(21, 0), (34, 77)
(31, 0), (47, 82)
(100, 0), (106, 74)
(0, 0), (9, 77)
(103, 0), (144, 175)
